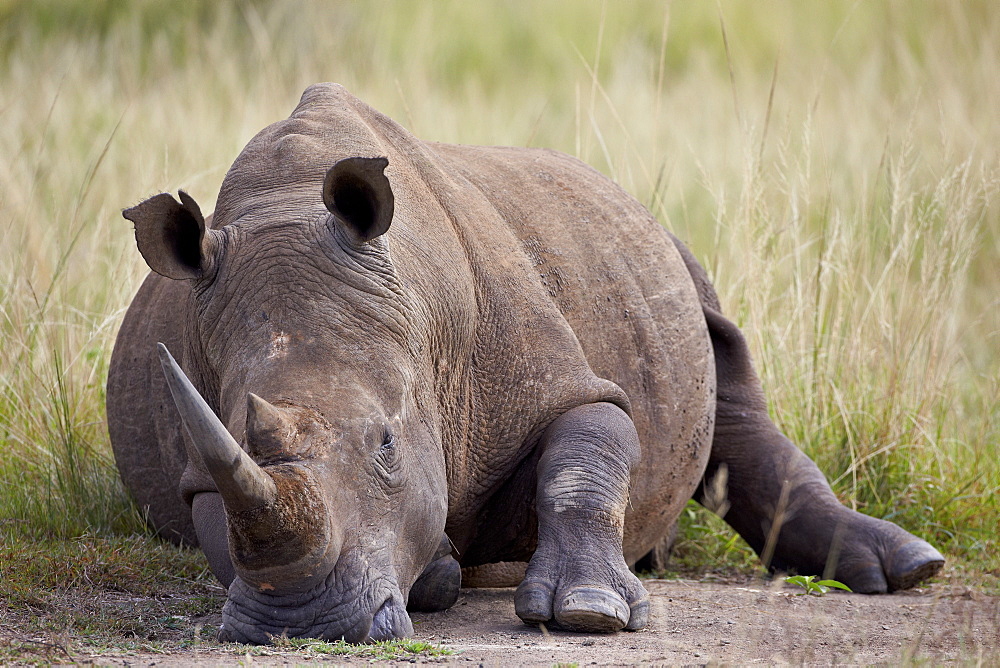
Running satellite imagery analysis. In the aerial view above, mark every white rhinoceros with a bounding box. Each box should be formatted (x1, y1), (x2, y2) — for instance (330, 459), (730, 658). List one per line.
(107, 83), (943, 644)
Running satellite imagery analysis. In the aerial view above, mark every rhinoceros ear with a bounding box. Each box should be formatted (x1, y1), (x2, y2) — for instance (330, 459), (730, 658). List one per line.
(123, 191), (216, 280)
(322, 156), (394, 243)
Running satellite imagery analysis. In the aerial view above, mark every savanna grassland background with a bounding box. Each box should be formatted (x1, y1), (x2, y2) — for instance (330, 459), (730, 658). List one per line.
(1, 0), (998, 660)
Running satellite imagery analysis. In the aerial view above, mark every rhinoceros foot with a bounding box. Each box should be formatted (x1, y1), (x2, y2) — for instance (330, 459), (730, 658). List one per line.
(407, 552), (461, 612)
(828, 514), (945, 594)
(883, 540), (946, 591)
(514, 552), (649, 632)
(517, 582), (645, 633)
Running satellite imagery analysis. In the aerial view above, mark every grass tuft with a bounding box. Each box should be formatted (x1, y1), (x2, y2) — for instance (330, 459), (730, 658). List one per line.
(264, 636), (454, 660)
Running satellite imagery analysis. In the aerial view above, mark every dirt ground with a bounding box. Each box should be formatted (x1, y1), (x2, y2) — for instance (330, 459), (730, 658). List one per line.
(21, 577), (997, 666)
(415, 580), (1000, 665)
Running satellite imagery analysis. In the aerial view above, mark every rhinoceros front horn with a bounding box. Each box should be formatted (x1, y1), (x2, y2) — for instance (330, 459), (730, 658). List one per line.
(156, 343), (277, 512)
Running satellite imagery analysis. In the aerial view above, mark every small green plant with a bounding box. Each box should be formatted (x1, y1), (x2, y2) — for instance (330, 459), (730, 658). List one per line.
(785, 575), (852, 596)
(265, 636), (454, 660)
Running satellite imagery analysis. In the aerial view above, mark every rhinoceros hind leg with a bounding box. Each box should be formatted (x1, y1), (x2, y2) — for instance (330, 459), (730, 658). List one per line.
(407, 535), (461, 612)
(698, 306), (944, 592)
(515, 402), (649, 632)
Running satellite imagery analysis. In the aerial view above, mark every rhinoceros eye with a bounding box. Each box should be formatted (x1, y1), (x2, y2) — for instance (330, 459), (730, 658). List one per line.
(381, 430), (395, 450)
(374, 430), (402, 487)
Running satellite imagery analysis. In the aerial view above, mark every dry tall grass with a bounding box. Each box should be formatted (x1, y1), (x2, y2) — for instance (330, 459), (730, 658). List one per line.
(1, 1), (996, 571)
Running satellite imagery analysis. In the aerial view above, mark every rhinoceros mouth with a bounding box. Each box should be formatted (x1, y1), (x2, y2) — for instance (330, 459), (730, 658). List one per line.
(219, 568), (411, 644)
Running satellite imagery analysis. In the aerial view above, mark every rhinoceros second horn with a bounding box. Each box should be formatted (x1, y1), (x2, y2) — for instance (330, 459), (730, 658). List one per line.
(156, 342), (277, 512)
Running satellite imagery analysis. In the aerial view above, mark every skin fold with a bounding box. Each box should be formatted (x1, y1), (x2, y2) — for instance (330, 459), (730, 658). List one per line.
(107, 83), (944, 644)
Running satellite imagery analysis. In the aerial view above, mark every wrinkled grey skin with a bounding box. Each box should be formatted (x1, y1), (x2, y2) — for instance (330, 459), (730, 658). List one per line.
(107, 84), (944, 644)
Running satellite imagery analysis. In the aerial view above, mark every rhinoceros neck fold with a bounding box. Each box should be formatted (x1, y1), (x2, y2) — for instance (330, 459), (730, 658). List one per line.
(157, 342), (278, 512)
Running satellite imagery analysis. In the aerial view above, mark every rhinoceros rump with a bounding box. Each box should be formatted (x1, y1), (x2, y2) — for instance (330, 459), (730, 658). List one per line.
(107, 83), (944, 643)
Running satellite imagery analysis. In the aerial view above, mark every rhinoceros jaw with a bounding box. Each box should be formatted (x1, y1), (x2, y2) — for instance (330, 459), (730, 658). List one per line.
(157, 342), (278, 512)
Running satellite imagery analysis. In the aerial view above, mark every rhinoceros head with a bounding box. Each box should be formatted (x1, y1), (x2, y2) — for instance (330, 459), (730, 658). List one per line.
(124, 121), (449, 643)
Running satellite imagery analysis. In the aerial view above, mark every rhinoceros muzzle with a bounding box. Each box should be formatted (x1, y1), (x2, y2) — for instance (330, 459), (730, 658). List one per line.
(220, 566), (413, 643)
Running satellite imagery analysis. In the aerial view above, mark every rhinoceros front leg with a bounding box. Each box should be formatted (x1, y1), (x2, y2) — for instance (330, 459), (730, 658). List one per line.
(515, 402), (649, 632)
(700, 306), (945, 592)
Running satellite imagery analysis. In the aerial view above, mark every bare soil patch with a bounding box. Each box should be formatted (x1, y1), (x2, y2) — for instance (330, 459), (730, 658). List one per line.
(413, 579), (1000, 665)
(5, 577), (997, 665)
